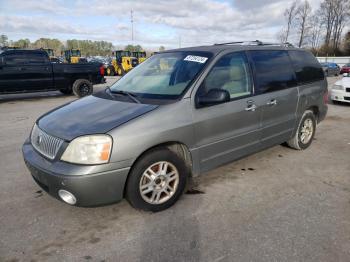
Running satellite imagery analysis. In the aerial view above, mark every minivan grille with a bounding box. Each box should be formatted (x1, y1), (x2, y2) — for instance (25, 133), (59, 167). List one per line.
(31, 124), (63, 159)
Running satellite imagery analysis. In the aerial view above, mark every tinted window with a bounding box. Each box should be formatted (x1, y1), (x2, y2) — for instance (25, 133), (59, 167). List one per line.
(27, 52), (48, 64)
(288, 50), (324, 84)
(250, 50), (297, 94)
(199, 52), (252, 99)
(4, 53), (27, 65)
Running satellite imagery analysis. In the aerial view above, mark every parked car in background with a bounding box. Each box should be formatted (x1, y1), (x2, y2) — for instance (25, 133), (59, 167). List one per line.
(331, 73), (350, 103)
(320, 62), (340, 76)
(0, 49), (105, 97)
(23, 42), (328, 211)
(340, 63), (350, 74)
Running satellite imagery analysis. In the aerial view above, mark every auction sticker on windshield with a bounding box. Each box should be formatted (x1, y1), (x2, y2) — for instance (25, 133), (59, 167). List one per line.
(184, 55), (208, 63)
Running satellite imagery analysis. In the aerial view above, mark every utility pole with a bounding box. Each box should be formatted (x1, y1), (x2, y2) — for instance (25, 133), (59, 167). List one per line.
(131, 10), (134, 46)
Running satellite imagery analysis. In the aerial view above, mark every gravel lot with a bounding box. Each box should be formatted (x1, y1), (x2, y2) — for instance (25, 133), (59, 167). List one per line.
(0, 76), (349, 262)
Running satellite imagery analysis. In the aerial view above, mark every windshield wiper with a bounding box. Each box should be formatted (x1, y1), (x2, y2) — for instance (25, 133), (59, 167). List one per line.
(106, 87), (141, 104)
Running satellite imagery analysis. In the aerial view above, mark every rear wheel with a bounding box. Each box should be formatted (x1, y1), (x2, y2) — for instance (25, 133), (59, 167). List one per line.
(72, 79), (93, 97)
(287, 110), (316, 150)
(126, 148), (188, 212)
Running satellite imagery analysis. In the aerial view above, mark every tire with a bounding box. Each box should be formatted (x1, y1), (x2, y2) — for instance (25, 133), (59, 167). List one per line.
(72, 79), (93, 97)
(109, 66), (115, 76)
(287, 110), (316, 150)
(126, 148), (188, 212)
(106, 66), (115, 76)
(59, 88), (73, 95)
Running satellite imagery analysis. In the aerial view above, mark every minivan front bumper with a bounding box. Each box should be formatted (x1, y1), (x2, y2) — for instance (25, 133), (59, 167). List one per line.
(22, 139), (130, 207)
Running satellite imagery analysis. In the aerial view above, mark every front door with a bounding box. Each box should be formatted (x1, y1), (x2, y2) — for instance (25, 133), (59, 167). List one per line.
(192, 51), (263, 173)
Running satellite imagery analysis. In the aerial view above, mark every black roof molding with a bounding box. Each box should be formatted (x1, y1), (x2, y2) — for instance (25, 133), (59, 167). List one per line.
(214, 40), (295, 48)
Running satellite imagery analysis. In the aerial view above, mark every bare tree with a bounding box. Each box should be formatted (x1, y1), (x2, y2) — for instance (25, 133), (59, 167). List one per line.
(0, 34), (8, 47)
(319, 0), (350, 49)
(320, 0), (335, 47)
(295, 0), (311, 47)
(309, 13), (324, 49)
(282, 0), (299, 42)
(331, 0), (350, 49)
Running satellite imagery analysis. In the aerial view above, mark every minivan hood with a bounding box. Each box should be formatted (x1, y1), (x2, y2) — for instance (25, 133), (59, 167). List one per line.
(37, 95), (158, 141)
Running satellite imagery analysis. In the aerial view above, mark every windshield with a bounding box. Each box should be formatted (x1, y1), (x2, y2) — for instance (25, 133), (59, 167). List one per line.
(71, 50), (81, 56)
(110, 51), (212, 99)
(345, 63), (350, 67)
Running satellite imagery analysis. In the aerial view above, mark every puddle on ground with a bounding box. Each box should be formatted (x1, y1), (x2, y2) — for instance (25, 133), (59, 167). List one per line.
(186, 188), (205, 194)
(35, 190), (43, 198)
(241, 168), (255, 171)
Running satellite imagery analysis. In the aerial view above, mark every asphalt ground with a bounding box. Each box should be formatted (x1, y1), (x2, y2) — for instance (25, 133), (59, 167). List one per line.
(0, 76), (349, 262)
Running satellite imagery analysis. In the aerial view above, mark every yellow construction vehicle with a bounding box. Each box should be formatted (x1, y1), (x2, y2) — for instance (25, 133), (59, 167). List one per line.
(106, 50), (138, 76)
(132, 51), (147, 64)
(64, 49), (81, 63)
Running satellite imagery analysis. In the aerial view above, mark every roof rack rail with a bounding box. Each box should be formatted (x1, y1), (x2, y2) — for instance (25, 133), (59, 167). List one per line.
(214, 40), (294, 47)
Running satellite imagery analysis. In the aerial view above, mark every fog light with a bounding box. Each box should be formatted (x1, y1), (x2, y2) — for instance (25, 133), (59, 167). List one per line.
(58, 189), (76, 205)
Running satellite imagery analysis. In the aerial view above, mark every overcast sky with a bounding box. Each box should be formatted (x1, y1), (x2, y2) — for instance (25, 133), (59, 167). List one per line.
(0, 0), (323, 49)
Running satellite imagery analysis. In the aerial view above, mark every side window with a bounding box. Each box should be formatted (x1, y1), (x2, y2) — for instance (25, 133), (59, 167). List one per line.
(199, 52), (252, 99)
(249, 50), (297, 94)
(288, 50), (324, 84)
(4, 53), (27, 66)
(28, 52), (48, 64)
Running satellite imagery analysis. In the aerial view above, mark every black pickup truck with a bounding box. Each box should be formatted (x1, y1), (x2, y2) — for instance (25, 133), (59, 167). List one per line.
(0, 49), (105, 97)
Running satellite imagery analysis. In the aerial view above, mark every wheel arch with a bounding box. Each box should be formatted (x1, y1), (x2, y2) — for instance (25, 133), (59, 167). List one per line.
(306, 105), (319, 122)
(123, 141), (193, 196)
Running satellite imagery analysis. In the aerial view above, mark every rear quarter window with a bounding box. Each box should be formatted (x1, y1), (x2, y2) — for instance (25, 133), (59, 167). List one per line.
(288, 50), (324, 84)
(27, 52), (48, 64)
(4, 53), (27, 65)
(249, 50), (297, 94)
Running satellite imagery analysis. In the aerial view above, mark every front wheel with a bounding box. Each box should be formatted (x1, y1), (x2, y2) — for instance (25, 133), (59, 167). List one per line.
(287, 110), (316, 150)
(126, 148), (188, 212)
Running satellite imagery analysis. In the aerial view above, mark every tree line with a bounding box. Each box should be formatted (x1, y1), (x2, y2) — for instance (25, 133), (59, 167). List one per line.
(0, 35), (157, 56)
(278, 0), (350, 56)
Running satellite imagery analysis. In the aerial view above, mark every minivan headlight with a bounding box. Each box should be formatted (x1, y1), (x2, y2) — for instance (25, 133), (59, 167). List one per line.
(332, 85), (343, 90)
(61, 135), (112, 164)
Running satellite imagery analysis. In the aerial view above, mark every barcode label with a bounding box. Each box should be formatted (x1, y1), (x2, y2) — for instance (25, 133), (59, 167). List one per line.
(184, 55), (208, 63)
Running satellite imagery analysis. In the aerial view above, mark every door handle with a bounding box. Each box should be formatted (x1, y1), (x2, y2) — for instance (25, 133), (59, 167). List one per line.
(266, 99), (277, 106)
(245, 104), (257, 112)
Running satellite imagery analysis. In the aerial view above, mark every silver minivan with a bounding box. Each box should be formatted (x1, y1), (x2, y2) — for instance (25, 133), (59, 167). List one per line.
(23, 42), (328, 211)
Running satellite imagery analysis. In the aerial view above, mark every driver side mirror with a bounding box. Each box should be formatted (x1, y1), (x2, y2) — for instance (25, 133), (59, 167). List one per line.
(343, 73), (349, 77)
(196, 88), (230, 108)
